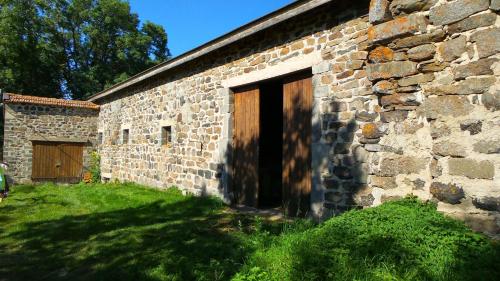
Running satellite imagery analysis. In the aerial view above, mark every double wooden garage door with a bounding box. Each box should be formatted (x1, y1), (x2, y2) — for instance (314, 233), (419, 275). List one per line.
(32, 141), (84, 183)
(233, 73), (312, 216)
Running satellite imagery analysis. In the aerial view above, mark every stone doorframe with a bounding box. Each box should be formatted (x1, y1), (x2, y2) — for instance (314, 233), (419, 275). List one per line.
(218, 55), (329, 218)
(217, 87), (234, 204)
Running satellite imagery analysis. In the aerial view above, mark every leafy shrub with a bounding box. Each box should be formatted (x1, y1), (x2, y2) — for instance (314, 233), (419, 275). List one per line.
(233, 197), (500, 281)
(233, 267), (270, 281)
(89, 150), (101, 183)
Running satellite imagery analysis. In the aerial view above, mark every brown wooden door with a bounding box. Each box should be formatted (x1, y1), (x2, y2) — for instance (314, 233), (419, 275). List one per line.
(32, 141), (84, 183)
(58, 143), (84, 182)
(233, 85), (260, 207)
(32, 142), (59, 180)
(282, 73), (312, 216)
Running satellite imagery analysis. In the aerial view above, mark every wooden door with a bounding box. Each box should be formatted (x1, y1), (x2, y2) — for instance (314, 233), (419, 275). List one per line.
(32, 142), (59, 181)
(282, 73), (312, 216)
(233, 85), (260, 207)
(32, 142), (84, 183)
(58, 143), (84, 182)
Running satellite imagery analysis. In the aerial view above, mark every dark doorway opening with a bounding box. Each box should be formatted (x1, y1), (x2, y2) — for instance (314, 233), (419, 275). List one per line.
(232, 70), (312, 215)
(258, 80), (283, 208)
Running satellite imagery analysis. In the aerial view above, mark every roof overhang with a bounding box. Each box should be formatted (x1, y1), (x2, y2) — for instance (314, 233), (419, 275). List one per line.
(3, 93), (100, 110)
(88, 0), (333, 102)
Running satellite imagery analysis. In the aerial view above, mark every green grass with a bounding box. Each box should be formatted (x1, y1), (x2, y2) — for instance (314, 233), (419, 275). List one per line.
(234, 198), (500, 281)
(0, 182), (256, 281)
(0, 183), (498, 281)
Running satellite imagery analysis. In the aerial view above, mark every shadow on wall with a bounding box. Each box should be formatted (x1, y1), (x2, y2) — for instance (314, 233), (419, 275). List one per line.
(311, 98), (369, 219)
(315, 116), (368, 218)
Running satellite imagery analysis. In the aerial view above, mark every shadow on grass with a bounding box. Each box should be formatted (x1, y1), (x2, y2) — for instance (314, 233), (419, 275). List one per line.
(2, 191), (498, 281)
(0, 196), (248, 281)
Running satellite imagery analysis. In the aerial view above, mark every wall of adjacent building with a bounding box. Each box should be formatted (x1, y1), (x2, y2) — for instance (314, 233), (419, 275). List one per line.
(3, 103), (98, 183)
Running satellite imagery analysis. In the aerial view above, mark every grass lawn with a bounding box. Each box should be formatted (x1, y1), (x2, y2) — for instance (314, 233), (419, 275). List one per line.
(0, 183), (499, 281)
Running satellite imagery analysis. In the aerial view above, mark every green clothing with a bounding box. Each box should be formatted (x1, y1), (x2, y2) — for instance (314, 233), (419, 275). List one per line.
(0, 166), (5, 191)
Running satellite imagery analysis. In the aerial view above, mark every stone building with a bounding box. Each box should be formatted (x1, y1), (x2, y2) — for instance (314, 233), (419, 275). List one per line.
(2, 0), (500, 235)
(2, 93), (99, 183)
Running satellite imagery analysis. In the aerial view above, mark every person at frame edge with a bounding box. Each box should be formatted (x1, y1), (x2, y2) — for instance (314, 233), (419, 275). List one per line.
(0, 162), (9, 202)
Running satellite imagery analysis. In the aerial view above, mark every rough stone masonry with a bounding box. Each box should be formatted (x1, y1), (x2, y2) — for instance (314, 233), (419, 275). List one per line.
(3, 97), (98, 183)
(12, 0), (493, 236)
(362, 0), (500, 236)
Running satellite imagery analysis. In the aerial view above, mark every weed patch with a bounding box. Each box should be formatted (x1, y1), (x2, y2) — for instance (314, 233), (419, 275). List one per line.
(234, 198), (500, 281)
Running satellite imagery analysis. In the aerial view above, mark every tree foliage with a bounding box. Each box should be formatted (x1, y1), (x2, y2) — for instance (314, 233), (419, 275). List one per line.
(0, 0), (170, 100)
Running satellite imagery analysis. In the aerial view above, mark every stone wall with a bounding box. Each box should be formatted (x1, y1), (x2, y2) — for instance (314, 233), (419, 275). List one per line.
(3, 103), (98, 183)
(96, 1), (371, 201)
(356, 0), (500, 236)
(95, 0), (500, 236)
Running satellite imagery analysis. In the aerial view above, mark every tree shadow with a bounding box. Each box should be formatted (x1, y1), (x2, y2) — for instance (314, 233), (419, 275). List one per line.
(0, 196), (250, 281)
(318, 115), (367, 217)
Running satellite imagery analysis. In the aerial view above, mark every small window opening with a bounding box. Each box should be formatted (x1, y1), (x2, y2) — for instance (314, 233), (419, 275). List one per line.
(122, 129), (129, 144)
(98, 132), (103, 145)
(162, 126), (172, 147)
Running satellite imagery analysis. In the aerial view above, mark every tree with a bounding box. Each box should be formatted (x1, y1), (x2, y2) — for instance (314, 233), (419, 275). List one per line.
(0, 0), (64, 98)
(0, 0), (170, 100)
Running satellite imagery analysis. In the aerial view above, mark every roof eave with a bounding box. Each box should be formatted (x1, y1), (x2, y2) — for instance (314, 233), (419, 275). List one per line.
(3, 93), (100, 110)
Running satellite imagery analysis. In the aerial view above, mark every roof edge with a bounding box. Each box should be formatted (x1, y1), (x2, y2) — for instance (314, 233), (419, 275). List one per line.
(88, 0), (332, 102)
(3, 93), (100, 110)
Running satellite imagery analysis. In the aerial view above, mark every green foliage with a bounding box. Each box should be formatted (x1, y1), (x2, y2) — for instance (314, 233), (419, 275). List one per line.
(0, 185), (498, 281)
(89, 150), (100, 183)
(0, 103), (3, 157)
(232, 267), (270, 281)
(0, 0), (170, 99)
(235, 197), (500, 281)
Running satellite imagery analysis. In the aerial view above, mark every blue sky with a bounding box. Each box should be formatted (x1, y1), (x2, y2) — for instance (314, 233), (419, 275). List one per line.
(129, 0), (294, 57)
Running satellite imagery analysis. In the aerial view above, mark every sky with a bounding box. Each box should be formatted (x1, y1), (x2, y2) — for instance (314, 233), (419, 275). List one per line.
(129, 0), (294, 57)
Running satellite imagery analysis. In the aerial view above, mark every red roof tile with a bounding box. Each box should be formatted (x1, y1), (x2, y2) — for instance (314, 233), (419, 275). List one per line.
(2, 93), (99, 110)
